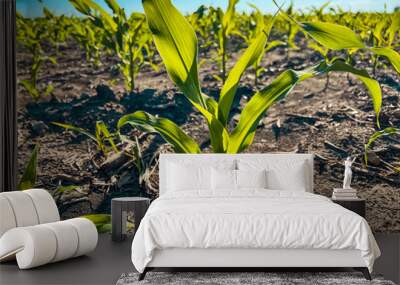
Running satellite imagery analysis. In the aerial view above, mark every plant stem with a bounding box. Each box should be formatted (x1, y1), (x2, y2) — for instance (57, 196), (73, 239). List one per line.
(372, 55), (380, 76)
(324, 73), (330, 91)
(129, 44), (135, 93)
(346, 72), (354, 86)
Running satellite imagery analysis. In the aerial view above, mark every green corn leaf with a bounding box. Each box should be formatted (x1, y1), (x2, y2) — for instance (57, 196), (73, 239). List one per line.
(118, 111), (201, 153)
(371, 47), (400, 74)
(52, 122), (98, 142)
(372, 21), (386, 46)
(265, 40), (286, 52)
(44, 84), (54, 97)
(365, 127), (399, 150)
(97, 223), (112, 233)
(195, 103), (230, 153)
(81, 214), (111, 224)
(95, 121), (119, 154)
(69, 0), (117, 31)
(228, 58), (382, 153)
(104, 0), (121, 15)
(248, 3), (264, 33)
(218, 28), (270, 126)
(228, 70), (300, 153)
(46, 56), (57, 65)
(237, 130), (257, 153)
(205, 96), (219, 117)
(364, 127), (399, 165)
(316, 59), (382, 126)
(43, 7), (53, 18)
(55, 185), (81, 194)
(20, 79), (40, 100)
(301, 21), (365, 50)
(68, 0), (91, 16)
(142, 0), (206, 109)
(288, 24), (300, 49)
(388, 15), (400, 45)
(19, 144), (39, 190)
(223, 0), (239, 35)
(81, 214), (111, 233)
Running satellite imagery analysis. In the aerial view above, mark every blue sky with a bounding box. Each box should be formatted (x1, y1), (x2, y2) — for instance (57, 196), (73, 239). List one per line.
(17, 0), (400, 18)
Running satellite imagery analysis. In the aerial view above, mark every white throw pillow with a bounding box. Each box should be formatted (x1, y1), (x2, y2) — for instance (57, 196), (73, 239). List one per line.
(167, 162), (211, 191)
(236, 169), (267, 189)
(211, 168), (237, 190)
(238, 159), (308, 191)
(166, 159), (236, 192)
(266, 163), (306, 191)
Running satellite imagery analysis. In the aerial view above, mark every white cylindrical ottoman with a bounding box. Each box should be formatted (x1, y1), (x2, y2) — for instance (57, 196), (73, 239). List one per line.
(0, 218), (98, 269)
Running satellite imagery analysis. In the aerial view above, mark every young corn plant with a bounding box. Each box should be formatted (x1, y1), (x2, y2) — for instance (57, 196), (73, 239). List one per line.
(307, 41), (332, 90)
(130, 136), (159, 193)
(188, 5), (214, 54)
(42, 7), (72, 55)
(234, 5), (284, 87)
(52, 121), (119, 157)
(17, 12), (56, 101)
(69, 0), (154, 92)
(211, 0), (240, 83)
(71, 19), (102, 66)
(370, 13), (400, 75)
(117, 0), (383, 155)
(278, 3), (300, 61)
(18, 144), (39, 190)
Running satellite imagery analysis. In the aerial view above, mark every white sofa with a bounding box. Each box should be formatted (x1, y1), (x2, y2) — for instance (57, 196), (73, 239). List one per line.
(0, 189), (98, 269)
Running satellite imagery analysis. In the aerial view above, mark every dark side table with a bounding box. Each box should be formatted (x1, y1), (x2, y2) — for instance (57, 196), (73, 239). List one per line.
(111, 197), (150, 241)
(332, 198), (366, 218)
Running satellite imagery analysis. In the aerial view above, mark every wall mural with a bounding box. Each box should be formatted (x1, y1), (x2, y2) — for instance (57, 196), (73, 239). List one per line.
(16, 0), (399, 232)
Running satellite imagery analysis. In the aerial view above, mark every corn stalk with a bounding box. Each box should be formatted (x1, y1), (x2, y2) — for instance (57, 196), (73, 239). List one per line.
(209, 0), (239, 83)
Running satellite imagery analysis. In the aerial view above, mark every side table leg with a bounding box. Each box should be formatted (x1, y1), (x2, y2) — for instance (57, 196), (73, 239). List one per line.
(111, 201), (123, 241)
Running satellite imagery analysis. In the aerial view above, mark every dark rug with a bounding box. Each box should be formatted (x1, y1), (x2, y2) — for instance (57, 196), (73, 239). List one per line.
(116, 272), (395, 285)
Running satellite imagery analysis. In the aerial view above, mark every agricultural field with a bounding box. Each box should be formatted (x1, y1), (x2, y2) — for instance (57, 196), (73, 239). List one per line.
(16, 0), (400, 232)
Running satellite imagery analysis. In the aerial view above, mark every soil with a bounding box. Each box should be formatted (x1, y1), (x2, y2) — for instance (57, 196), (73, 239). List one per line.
(16, 38), (400, 233)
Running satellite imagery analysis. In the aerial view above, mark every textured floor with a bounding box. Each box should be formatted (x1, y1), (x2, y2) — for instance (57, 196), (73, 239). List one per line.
(0, 234), (134, 285)
(0, 233), (398, 285)
(117, 271), (395, 285)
